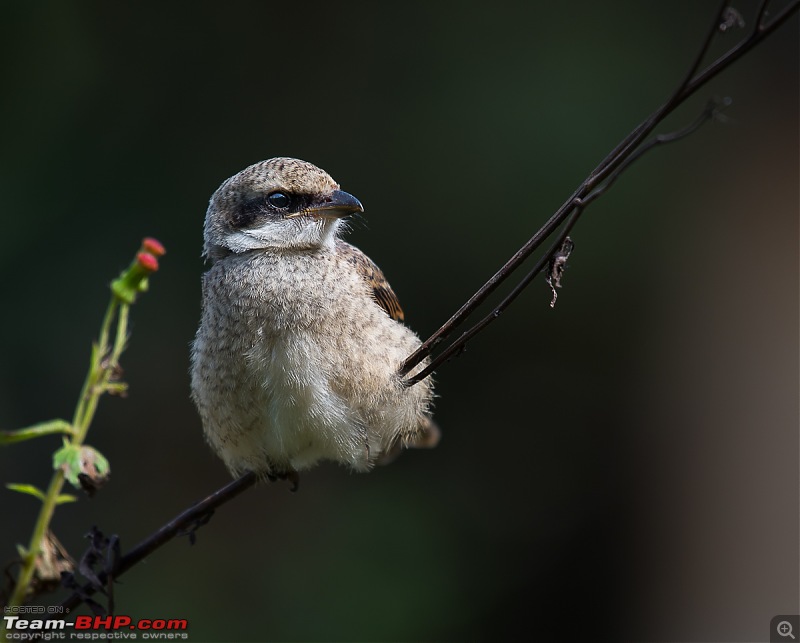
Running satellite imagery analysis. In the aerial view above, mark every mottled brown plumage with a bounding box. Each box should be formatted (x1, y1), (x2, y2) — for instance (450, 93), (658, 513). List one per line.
(335, 239), (405, 322)
(190, 158), (438, 478)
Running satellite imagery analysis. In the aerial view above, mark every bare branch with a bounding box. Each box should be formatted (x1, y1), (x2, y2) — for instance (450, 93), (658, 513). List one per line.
(585, 97), (732, 209)
(755, 0), (772, 28)
(56, 472), (257, 613)
(400, 0), (799, 383)
(404, 206), (583, 386)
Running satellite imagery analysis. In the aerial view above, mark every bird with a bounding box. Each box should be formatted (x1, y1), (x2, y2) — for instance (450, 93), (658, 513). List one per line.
(190, 157), (439, 485)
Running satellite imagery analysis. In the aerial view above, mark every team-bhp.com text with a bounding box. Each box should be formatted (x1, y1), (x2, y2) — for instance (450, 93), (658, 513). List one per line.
(3, 615), (188, 640)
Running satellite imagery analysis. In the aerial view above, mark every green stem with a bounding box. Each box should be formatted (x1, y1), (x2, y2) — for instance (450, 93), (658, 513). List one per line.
(3, 297), (129, 623)
(111, 304), (130, 367)
(3, 470), (67, 614)
(71, 299), (117, 439)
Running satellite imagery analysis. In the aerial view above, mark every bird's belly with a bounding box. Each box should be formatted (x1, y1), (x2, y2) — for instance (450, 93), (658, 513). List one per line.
(243, 332), (371, 472)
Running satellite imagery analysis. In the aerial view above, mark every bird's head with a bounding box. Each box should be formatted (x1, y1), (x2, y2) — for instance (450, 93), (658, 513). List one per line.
(203, 157), (364, 260)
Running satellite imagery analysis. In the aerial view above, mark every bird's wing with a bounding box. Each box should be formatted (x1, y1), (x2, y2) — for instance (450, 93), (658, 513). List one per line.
(335, 240), (405, 322)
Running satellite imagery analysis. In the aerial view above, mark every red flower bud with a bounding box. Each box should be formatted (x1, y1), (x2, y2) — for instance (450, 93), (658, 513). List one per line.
(136, 252), (159, 272)
(142, 237), (166, 257)
(111, 240), (165, 303)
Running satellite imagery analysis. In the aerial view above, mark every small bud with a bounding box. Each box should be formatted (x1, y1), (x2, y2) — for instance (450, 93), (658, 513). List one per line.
(111, 237), (165, 303)
(136, 252), (159, 272)
(141, 237), (166, 257)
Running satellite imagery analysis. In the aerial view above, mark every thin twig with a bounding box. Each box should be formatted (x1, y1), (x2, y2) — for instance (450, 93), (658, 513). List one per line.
(405, 206), (584, 386)
(755, 0), (772, 27)
(584, 98), (731, 209)
(404, 97), (732, 385)
(405, 101), (727, 386)
(57, 472), (257, 612)
(400, 0), (799, 383)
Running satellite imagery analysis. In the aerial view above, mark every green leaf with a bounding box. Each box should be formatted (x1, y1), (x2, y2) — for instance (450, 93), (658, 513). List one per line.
(53, 444), (111, 490)
(6, 483), (46, 502)
(55, 494), (78, 505)
(53, 444), (83, 487)
(0, 419), (73, 445)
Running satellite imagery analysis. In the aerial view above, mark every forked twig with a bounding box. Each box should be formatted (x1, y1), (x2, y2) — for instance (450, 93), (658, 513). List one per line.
(399, 0), (799, 383)
(402, 97), (727, 386)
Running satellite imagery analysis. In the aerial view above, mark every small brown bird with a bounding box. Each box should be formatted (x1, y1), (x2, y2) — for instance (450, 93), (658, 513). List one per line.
(190, 158), (438, 481)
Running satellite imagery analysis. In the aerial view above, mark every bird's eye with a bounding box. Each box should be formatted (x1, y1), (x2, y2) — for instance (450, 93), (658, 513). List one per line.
(267, 192), (291, 209)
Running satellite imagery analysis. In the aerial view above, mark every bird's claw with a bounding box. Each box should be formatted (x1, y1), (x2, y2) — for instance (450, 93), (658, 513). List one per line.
(267, 470), (300, 492)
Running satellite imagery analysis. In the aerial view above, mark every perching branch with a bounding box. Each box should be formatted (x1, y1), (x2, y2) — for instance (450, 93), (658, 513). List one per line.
(54, 472), (257, 614)
(399, 0), (799, 385)
(34, 0), (797, 619)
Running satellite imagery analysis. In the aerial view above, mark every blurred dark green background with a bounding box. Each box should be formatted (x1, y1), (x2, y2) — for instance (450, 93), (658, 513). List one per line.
(1, 2), (797, 641)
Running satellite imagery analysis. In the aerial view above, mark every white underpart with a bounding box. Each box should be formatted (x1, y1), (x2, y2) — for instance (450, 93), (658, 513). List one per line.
(225, 218), (342, 254)
(248, 331), (368, 471)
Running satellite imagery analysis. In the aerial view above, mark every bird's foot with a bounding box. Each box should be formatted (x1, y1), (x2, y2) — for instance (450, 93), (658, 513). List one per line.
(177, 509), (215, 545)
(267, 470), (300, 492)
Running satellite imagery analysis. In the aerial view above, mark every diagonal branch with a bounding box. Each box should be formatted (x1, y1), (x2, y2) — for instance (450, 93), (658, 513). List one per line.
(403, 96), (733, 386)
(55, 472), (257, 613)
(400, 0), (799, 383)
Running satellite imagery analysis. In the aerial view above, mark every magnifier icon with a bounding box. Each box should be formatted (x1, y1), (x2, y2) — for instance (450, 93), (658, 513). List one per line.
(778, 621), (796, 639)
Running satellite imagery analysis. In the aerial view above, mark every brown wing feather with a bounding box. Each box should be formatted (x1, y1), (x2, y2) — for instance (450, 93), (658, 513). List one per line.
(335, 240), (405, 322)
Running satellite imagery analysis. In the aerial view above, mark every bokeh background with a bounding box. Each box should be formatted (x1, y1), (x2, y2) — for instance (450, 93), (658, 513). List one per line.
(1, 2), (797, 641)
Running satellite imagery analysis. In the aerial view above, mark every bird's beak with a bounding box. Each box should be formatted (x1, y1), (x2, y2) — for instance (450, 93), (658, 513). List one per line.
(298, 190), (364, 220)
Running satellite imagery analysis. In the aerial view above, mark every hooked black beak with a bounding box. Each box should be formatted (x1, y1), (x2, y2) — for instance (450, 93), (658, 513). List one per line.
(303, 190), (364, 220)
